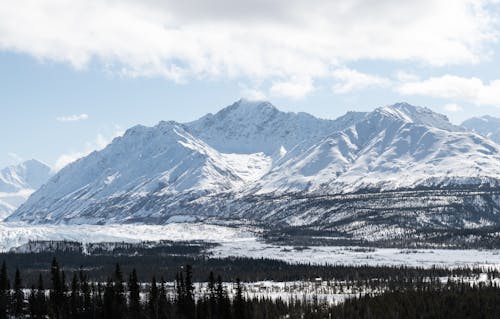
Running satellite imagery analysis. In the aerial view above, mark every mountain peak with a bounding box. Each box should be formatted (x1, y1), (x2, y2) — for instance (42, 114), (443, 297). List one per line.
(216, 99), (278, 119)
(374, 102), (458, 131)
(186, 99), (337, 155)
(0, 159), (52, 219)
(462, 115), (500, 144)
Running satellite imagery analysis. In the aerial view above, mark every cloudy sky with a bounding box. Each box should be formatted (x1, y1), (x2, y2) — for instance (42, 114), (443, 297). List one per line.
(1, 0), (500, 169)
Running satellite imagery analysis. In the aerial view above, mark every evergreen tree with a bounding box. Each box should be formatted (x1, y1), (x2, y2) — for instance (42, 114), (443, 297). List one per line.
(79, 270), (91, 319)
(61, 271), (69, 318)
(70, 272), (80, 318)
(148, 276), (159, 319)
(208, 271), (216, 319)
(158, 278), (169, 319)
(216, 275), (230, 319)
(50, 257), (63, 319)
(35, 274), (46, 319)
(12, 268), (24, 318)
(234, 278), (245, 319)
(184, 265), (195, 319)
(128, 269), (141, 319)
(113, 263), (126, 318)
(0, 262), (9, 319)
(28, 285), (36, 319)
(103, 278), (115, 319)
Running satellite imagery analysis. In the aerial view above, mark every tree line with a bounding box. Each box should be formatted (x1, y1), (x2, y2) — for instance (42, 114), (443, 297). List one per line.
(1, 258), (500, 318)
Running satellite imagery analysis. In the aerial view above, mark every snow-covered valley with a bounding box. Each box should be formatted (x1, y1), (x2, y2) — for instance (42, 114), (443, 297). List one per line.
(1, 222), (500, 269)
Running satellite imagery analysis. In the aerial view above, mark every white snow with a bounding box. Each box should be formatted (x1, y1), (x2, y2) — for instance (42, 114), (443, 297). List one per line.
(0, 160), (51, 219)
(210, 237), (500, 269)
(0, 222), (254, 252)
(0, 222), (499, 269)
(462, 115), (500, 144)
(9, 101), (500, 225)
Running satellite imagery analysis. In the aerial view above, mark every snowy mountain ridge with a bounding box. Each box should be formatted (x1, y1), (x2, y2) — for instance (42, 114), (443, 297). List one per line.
(7, 100), (500, 232)
(462, 115), (500, 145)
(0, 160), (52, 220)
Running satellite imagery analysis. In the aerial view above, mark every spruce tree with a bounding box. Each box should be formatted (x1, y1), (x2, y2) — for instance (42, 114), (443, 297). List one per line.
(0, 262), (9, 319)
(113, 263), (126, 318)
(148, 276), (159, 319)
(79, 270), (91, 319)
(28, 285), (36, 319)
(128, 269), (141, 319)
(12, 268), (24, 318)
(70, 272), (80, 317)
(208, 271), (216, 319)
(35, 274), (46, 319)
(234, 278), (245, 319)
(103, 278), (115, 319)
(50, 257), (63, 319)
(184, 265), (195, 319)
(158, 278), (169, 319)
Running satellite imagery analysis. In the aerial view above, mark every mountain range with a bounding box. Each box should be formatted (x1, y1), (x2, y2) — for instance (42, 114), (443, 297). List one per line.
(0, 159), (52, 220)
(6, 100), (500, 243)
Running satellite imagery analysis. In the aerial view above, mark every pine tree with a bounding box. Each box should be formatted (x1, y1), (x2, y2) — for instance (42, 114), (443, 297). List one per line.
(208, 271), (216, 319)
(0, 262), (9, 319)
(50, 257), (63, 319)
(216, 275), (230, 319)
(12, 268), (24, 318)
(70, 272), (80, 317)
(103, 278), (115, 319)
(61, 271), (69, 318)
(234, 278), (245, 319)
(128, 269), (141, 319)
(35, 274), (46, 319)
(148, 276), (159, 319)
(113, 263), (126, 318)
(28, 285), (36, 319)
(79, 270), (91, 319)
(158, 278), (169, 319)
(184, 265), (195, 319)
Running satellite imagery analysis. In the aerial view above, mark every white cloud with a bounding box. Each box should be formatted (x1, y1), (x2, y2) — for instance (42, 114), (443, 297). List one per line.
(398, 75), (500, 107)
(270, 77), (314, 99)
(0, 0), (497, 94)
(443, 103), (463, 112)
(332, 68), (391, 93)
(394, 70), (420, 82)
(54, 130), (123, 172)
(240, 86), (267, 101)
(56, 114), (89, 122)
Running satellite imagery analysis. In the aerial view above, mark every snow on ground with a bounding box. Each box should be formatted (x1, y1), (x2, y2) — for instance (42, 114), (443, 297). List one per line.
(0, 222), (254, 252)
(0, 222), (500, 269)
(209, 238), (500, 269)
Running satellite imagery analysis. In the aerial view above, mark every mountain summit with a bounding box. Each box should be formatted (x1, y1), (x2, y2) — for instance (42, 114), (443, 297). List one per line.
(7, 101), (500, 230)
(0, 159), (52, 220)
(186, 99), (357, 155)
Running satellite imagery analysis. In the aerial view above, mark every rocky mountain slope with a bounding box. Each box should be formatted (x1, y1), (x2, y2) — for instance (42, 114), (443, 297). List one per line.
(7, 100), (500, 242)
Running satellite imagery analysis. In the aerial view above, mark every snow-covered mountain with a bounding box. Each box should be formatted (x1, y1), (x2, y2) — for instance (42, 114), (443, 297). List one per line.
(462, 115), (500, 144)
(186, 99), (364, 156)
(0, 160), (52, 220)
(8, 101), (500, 233)
(8, 121), (275, 223)
(253, 103), (500, 194)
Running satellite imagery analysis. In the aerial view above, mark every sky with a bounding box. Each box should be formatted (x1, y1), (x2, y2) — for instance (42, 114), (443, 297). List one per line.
(1, 0), (500, 169)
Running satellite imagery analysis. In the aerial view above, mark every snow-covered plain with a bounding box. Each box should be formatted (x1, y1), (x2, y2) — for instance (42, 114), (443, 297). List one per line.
(1, 222), (499, 269)
(0, 222), (254, 252)
(210, 239), (500, 269)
